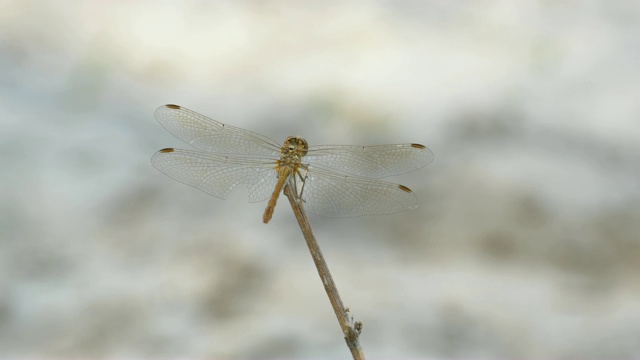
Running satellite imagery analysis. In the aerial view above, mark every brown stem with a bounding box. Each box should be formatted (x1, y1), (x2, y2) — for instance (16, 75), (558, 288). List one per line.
(284, 185), (365, 360)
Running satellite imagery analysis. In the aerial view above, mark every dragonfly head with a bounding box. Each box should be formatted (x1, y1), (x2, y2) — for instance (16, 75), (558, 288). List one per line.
(283, 136), (309, 158)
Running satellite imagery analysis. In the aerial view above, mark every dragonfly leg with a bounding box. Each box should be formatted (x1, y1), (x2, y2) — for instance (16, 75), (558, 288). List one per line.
(296, 167), (310, 202)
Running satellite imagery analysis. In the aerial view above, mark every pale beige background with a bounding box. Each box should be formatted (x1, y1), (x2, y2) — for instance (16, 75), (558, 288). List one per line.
(1, 0), (639, 358)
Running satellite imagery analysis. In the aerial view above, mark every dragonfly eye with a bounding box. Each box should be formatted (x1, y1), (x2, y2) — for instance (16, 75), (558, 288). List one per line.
(285, 136), (303, 147)
(281, 136), (308, 156)
(296, 137), (309, 156)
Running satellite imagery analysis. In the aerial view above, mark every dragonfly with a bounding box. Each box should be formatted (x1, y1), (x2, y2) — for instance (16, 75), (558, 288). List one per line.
(151, 104), (433, 223)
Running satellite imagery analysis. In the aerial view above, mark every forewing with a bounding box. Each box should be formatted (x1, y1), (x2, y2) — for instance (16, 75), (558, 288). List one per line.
(151, 148), (278, 202)
(304, 143), (433, 178)
(155, 105), (281, 157)
(299, 165), (419, 217)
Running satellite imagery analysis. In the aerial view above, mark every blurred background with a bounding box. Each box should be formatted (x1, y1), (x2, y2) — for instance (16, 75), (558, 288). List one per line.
(1, 0), (639, 358)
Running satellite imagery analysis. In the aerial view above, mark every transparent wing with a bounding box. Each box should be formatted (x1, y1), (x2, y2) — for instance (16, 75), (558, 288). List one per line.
(155, 104), (282, 157)
(298, 165), (419, 217)
(304, 143), (434, 178)
(151, 148), (279, 202)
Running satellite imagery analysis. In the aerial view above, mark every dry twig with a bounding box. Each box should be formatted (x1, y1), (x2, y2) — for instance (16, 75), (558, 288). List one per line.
(284, 185), (365, 360)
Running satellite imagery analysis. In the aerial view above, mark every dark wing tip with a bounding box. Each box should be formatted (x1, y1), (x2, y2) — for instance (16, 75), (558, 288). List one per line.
(159, 148), (175, 153)
(165, 104), (181, 109)
(414, 144), (435, 166)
